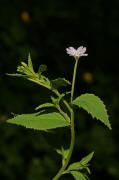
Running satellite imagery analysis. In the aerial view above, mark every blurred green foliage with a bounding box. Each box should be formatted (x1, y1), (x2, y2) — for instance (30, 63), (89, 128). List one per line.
(0, 0), (119, 179)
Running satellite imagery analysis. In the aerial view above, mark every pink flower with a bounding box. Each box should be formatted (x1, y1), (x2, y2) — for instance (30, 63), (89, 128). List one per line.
(66, 46), (88, 59)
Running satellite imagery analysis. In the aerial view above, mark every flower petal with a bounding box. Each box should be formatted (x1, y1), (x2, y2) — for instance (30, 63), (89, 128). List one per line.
(66, 46), (88, 58)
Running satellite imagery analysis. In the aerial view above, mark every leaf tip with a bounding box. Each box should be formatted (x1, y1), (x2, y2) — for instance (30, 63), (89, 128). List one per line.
(108, 123), (112, 130)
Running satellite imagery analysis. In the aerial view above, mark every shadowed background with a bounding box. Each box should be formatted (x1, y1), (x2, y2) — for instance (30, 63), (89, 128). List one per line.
(0, 0), (119, 179)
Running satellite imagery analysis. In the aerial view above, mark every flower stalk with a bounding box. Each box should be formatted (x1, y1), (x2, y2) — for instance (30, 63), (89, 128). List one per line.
(71, 58), (79, 103)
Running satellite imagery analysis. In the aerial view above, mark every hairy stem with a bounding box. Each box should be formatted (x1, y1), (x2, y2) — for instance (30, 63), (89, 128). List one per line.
(52, 110), (75, 180)
(71, 59), (78, 103)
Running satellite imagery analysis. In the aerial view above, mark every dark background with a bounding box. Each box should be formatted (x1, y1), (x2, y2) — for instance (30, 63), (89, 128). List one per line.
(0, 0), (119, 179)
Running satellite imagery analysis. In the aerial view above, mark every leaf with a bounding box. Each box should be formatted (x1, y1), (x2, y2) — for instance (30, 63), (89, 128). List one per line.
(7, 111), (70, 131)
(50, 92), (71, 107)
(28, 53), (34, 71)
(68, 162), (83, 171)
(51, 78), (71, 89)
(67, 152), (94, 172)
(56, 147), (69, 165)
(51, 96), (58, 105)
(35, 103), (54, 110)
(56, 149), (62, 155)
(71, 171), (87, 180)
(80, 152), (94, 165)
(73, 94), (111, 130)
(84, 174), (90, 180)
(17, 65), (26, 73)
(21, 62), (28, 67)
(85, 167), (91, 174)
(6, 73), (28, 78)
(38, 65), (47, 75)
(56, 147), (69, 159)
(58, 91), (71, 103)
(62, 148), (69, 160)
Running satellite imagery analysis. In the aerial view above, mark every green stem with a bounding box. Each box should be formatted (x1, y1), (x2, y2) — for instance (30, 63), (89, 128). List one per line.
(54, 90), (71, 114)
(52, 110), (75, 180)
(28, 78), (51, 90)
(71, 59), (79, 103)
(56, 105), (70, 123)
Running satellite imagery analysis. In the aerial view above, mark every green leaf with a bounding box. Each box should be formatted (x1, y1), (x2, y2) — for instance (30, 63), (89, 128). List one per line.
(71, 171), (87, 180)
(67, 152), (94, 172)
(51, 78), (71, 89)
(38, 65), (47, 75)
(85, 167), (91, 174)
(56, 149), (62, 155)
(21, 62), (28, 67)
(80, 152), (94, 165)
(56, 147), (69, 165)
(35, 103), (54, 110)
(17, 62), (33, 76)
(51, 96), (58, 105)
(58, 91), (71, 103)
(56, 147), (69, 159)
(6, 73), (28, 78)
(28, 53), (34, 71)
(68, 165), (91, 175)
(68, 162), (83, 171)
(17, 65), (26, 73)
(62, 148), (69, 160)
(7, 111), (70, 131)
(73, 94), (111, 130)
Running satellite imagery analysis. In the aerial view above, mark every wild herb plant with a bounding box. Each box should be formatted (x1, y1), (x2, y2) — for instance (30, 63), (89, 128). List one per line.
(7, 46), (111, 180)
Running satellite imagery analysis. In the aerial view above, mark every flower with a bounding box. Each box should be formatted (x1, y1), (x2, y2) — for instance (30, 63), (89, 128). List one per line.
(66, 46), (88, 59)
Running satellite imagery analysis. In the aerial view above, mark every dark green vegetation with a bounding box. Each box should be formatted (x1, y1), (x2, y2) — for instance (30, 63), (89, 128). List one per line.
(0, 0), (118, 179)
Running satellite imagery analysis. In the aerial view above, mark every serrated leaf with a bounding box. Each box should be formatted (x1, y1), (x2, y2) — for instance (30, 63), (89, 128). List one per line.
(51, 78), (71, 89)
(28, 53), (34, 71)
(35, 103), (54, 110)
(80, 152), (94, 165)
(7, 111), (70, 131)
(73, 94), (111, 130)
(71, 171), (87, 180)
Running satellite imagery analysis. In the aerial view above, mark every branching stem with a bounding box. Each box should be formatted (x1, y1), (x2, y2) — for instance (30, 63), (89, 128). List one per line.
(28, 60), (79, 180)
(52, 109), (75, 180)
